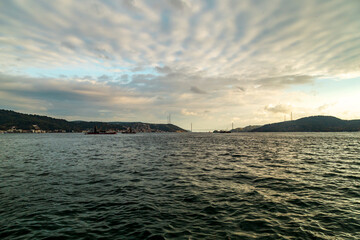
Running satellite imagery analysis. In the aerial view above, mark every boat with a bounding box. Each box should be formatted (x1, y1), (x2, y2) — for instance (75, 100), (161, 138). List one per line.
(213, 122), (233, 133)
(85, 126), (117, 135)
(213, 130), (231, 133)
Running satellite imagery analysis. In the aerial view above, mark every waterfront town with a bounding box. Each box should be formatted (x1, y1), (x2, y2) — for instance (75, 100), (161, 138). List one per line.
(0, 125), (65, 134)
(0, 123), (184, 134)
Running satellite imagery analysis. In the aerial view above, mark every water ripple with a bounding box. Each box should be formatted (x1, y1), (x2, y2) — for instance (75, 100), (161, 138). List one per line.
(0, 132), (359, 239)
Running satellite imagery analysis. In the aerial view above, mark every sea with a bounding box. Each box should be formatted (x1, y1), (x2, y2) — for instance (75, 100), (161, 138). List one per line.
(0, 132), (359, 239)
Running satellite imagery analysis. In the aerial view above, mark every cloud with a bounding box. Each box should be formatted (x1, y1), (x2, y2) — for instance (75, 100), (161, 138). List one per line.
(257, 75), (316, 89)
(155, 66), (172, 74)
(181, 109), (198, 116)
(98, 74), (112, 82)
(190, 86), (207, 94)
(1, 0), (360, 128)
(0, 72), (155, 118)
(264, 104), (292, 114)
(168, 0), (191, 12)
(1, 0), (359, 79)
(235, 86), (245, 92)
(317, 103), (336, 112)
(181, 108), (209, 116)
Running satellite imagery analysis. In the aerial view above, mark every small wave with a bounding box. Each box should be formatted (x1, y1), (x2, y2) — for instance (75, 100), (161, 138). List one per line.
(1, 132), (359, 239)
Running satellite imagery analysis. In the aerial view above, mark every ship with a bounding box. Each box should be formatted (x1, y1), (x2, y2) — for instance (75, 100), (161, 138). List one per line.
(213, 123), (233, 133)
(85, 126), (117, 135)
(213, 130), (231, 133)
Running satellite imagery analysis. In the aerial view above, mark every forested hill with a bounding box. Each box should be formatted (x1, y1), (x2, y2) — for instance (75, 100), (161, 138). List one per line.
(0, 109), (187, 132)
(0, 109), (73, 131)
(252, 116), (360, 132)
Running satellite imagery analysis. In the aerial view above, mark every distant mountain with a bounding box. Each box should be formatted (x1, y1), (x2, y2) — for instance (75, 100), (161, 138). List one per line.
(252, 116), (360, 132)
(0, 109), (187, 132)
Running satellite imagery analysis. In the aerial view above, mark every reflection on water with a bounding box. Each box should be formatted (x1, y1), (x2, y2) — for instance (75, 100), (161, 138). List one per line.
(0, 132), (359, 239)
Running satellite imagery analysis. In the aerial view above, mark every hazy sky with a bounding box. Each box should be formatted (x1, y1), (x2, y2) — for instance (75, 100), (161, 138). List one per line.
(1, 0), (360, 130)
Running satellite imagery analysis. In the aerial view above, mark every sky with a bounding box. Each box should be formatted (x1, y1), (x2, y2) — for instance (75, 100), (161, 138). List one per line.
(1, 0), (360, 131)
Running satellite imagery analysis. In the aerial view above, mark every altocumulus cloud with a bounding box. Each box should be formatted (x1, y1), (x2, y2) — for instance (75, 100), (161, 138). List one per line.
(1, 0), (360, 128)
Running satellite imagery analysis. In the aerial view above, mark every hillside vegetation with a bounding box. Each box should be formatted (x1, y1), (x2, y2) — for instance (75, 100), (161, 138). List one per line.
(252, 116), (360, 132)
(0, 110), (186, 132)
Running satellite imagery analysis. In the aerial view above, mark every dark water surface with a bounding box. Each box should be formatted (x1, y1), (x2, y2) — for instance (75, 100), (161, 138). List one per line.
(1, 133), (359, 239)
